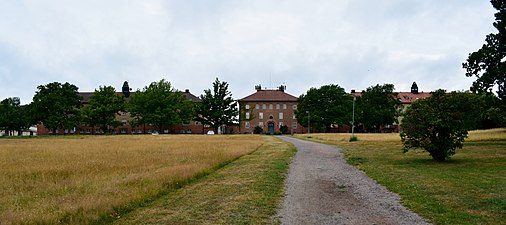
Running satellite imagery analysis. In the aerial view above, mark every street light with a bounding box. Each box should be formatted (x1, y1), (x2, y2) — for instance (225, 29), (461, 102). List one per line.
(306, 111), (310, 134)
(352, 96), (356, 139)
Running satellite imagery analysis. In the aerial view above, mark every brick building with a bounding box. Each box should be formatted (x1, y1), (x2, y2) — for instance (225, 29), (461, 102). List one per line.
(238, 85), (305, 134)
(37, 81), (214, 135)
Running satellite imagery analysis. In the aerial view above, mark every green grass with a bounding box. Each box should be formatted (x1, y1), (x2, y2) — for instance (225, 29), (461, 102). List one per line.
(295, 129), (506, 225)
(113, 136), (296, 224)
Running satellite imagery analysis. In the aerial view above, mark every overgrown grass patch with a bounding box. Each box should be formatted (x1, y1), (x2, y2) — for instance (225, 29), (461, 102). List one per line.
(113, 136), (296, 224)
(0, 135), (263, 224)
(295, 128), (506, 225)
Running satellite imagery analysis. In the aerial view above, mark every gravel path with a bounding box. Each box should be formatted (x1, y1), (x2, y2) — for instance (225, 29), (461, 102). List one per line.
(276, 136), (431, 225)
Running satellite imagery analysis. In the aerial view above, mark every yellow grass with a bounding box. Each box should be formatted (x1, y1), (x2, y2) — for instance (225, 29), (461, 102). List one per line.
(0, 135), (263, 224)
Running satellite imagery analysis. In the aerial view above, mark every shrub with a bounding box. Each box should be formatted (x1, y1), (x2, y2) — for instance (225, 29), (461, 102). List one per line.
(253, 126), (263, 134)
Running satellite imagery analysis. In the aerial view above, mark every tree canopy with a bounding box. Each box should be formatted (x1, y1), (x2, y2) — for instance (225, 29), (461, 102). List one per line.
(0, 97), (31, 136)
(295, 84), (352, 132)
(463, 0), (506, 101)
(195, 78), (238, 133)
(128, 79), (193, 133)
(401, 90), (483, 161)
(82, 86), (125, 134)
(31, 82), (82, 134)
(358, 84), (400, 132)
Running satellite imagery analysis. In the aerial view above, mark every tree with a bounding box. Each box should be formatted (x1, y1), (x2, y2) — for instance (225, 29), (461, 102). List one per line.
(0, 97), (30, 136)
(128, 79), (193, 133)
(401, 90), (483, 161)
(359, 84), (401, 132)
(296, 84), (353, 132)
(463, 0), (506, 101)
(195, 78), (238, 133)
(31, 82), (82, 134)
(82, 86), (125, 134)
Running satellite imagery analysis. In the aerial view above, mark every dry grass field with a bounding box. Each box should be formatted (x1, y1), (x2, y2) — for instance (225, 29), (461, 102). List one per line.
(297, 128), (506, 225)
(0, 135), (263, 224)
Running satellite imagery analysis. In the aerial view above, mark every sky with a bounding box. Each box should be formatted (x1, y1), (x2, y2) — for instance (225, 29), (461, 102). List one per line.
(0, 0), (498, 104)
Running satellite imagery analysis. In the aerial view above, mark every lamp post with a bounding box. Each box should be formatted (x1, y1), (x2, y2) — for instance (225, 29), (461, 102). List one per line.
(306, 111), (310, 134)
(352, 96), (355, 139)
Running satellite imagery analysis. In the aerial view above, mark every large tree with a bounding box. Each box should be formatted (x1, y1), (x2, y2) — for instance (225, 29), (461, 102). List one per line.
(296, 84), (353, 132)
(0, 97), (30, 136)
(195, 78), (238, 133)
(463, 0), (506, 101)
(31, 82), (82, 134)
(401, 90), (483, 161)
(128, 79), (193, 133)
(82, 86), (125, 134)
(358, 84), (400, 132)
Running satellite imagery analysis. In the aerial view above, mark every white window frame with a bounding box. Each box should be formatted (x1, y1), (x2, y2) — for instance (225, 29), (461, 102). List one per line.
(245, 104), (250, 109)
(245, 121), (250, 129)
(259, 112), (264, 120)
(245, 112), (250, 120)
(279, 112), (283, 120)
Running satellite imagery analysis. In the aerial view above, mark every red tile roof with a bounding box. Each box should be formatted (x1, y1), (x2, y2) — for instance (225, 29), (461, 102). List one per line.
(239, 90), (298, 102)
(351, 91), (431, 104)
(397, 92), (431, 104)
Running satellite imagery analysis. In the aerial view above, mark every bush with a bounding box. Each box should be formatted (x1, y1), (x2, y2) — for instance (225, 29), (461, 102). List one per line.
(253, 126), (263, 134)
(279, 125), (289, 134)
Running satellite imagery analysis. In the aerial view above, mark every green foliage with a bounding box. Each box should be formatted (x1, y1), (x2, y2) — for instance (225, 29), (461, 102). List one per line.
(0, 97), (31, 136)
(279, 125), (289, 134)
(82, 86), (125, 134)
(128, 79), (193, 133)
(195, 78), (238, 133)
(463, 0), (506, 102)
(31, 82), (82, 134)
(349, 136), (358, 142)
(401, 90), (484, 161)
(358, 84), (400, 132)
(253, 126), (263, 134)
(296, 84), (353, 132)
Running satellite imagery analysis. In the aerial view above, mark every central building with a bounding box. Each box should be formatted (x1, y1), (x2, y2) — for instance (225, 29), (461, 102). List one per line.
(238, 85), (305, 134)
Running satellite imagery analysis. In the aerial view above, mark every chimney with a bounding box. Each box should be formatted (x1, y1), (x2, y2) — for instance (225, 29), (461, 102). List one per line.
(185, 89), (190, 93)
(351, 89), (356, 93)
(411, 82), (419, 94)
(255, 85), (262, 91)
(122, 81), (130, 98)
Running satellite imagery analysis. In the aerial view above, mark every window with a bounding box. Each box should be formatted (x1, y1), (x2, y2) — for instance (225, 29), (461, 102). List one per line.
(262, 104), (266, 109)
(256, 104), (259, 109)
(279, 122), (284, 128)
(292, 122), (298, 129)
(283, 104), (287, 109)
(245, 104), (250, 109)
(259, 112), (264, 120)
(269, 104), (273, 109)
(245, 122), (250, 129)
(293, 104), (297, 110)
(293, 114), (297, 119)
(276, 104), (280, 109)
(245, 112), (250, 120)
(259, 122), (264, 128)
(279, 112), (283, 120)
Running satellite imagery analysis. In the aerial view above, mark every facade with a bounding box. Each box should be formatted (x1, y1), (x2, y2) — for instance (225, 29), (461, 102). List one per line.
(36, 82), (214, 135)
(238, 85), (305, 134)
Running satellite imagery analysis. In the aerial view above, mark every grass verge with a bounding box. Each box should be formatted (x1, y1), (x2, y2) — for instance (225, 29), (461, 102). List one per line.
(113, 136), (296, 225)
(295, 128), (506, 225)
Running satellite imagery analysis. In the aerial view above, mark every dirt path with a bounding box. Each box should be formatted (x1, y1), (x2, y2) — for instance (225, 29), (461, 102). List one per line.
(276, 136), (431, 225)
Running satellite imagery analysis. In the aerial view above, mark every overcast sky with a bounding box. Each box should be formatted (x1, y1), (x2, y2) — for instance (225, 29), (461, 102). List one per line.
(0, 0), (497, 103)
